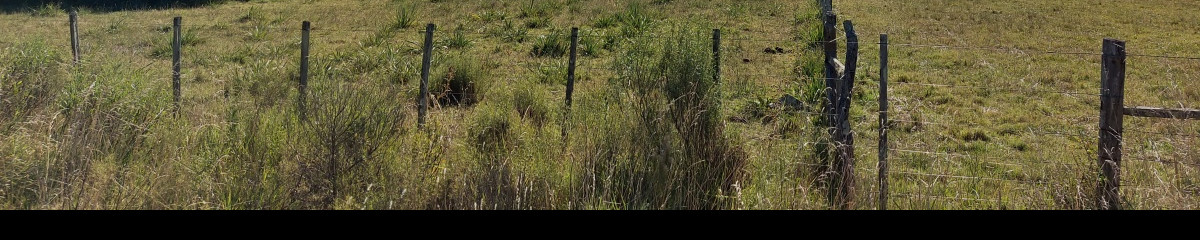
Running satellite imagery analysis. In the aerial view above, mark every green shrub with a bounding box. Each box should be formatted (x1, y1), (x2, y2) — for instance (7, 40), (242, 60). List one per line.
(297, 81), (406, 208)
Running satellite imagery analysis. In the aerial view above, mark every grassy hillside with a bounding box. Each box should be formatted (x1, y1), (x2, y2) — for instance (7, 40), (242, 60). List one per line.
(0, 0), (1196, 209)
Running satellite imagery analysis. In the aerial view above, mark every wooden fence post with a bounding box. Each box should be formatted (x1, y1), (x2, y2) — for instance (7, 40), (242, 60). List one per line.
(712, 28), (721, 84)
(69, 10), (80, 65)
(418, 23), (435, 129)
(172, 16), (182, 116)
(820, 10), (839, 209)
(877, 33), (889, 210)
(822, 12), (838, 125)
(819, 0), (833, 13)
(1098, 38), (1126, 210)
(298, 21), (311, 122)
(830, 20), (859, 210)
(563, 27), (578, 140)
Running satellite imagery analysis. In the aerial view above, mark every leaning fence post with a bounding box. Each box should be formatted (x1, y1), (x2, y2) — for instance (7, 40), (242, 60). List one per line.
(831, 20), (859, 210)
(877, 33), (889, 210)
(172, 16), (182, 116)
(712, 28), (721, 84)
(298, 21), (311, 122)
(418, 23), (435, 129)
(563, 27), (578, 140)
(1098, 38), (1126, 210)
(69, 10), (80, 65)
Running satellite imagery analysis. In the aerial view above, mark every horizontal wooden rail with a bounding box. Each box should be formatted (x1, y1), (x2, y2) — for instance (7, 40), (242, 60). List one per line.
(1124, 106), (1200, 120)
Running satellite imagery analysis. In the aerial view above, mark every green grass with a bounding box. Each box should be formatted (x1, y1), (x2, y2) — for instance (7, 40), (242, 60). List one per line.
(0, 0), (1196, 210)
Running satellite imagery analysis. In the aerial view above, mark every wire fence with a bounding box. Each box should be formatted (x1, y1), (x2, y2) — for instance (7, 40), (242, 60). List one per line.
(4, 12), (1200, 209)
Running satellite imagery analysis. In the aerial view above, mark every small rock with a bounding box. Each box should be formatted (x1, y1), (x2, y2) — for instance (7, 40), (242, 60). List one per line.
(776, 94), (807, 111)
(742, 58), (751, 63)
(764, 48), (777, 54)
(775, 47), (785, 53)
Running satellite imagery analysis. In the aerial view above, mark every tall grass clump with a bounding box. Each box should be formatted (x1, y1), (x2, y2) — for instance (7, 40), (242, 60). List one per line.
(393, 4), (415, 29)
(460, 81), (565, 209)
(581, 24), (747, 209)
(530, 30), (568, 58)
(491, 19), (529, 43)
(793, 1), (824, 47)
(429, 56), (487, 106)
(615, 1), (655, 38)
(511, 80), (553, 128)
(444, 25), (471, 49)
(1, 40), (62, 129)
(21, 61), (172, 209)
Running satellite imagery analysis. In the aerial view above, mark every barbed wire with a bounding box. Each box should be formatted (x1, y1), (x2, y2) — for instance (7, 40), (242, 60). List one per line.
(1124, 128), (1200, 139)
(892, 81), (1099, 97)
(890, 170), (1050, 186)
(1127, 53), (1200, 61)
(891, 192), (1000, 203)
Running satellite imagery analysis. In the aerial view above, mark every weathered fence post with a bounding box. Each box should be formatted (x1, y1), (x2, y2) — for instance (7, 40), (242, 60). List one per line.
(172, 16), (182, 116)
(298, 21), (311, 122)
(563, 27), (578, 140)
(877, 33), (889, 210)
(418, 23), (435, 129)
(830, 20), (859, 210)
(712, 28), (721, 83)
(69, 10), (80, 65)
(1098, 38), (1126, 210)
(822, 12), (838, 125)
(820, 10), (839, 210)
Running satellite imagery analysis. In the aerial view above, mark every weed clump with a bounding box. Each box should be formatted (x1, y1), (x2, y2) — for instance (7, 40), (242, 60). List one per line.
(1, 40), (62, 128)
(530, 30), (568, 58)
(511, 82), (552, 128)
(430, 56), (487, 106)
(393, 4), (415, 29)
(583, 24), (748, 209)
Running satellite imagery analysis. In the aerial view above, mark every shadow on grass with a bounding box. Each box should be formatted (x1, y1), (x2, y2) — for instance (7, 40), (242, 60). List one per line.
(2, 0), (244, 14)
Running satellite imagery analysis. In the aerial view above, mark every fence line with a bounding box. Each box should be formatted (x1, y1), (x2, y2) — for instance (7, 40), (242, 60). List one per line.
(9, 12), (1200, 210)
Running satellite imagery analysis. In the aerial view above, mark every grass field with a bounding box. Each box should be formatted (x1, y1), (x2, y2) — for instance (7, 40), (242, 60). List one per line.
(0, 0), (1196, 209)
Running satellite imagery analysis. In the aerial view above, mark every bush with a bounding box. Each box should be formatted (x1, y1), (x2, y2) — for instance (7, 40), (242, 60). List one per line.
(296, 81), (406, 209)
